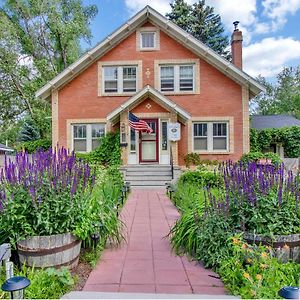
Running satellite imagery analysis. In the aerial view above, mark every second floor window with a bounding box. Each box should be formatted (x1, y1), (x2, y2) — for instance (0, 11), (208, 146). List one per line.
(140, 32), (155, 49)
(103, 66), (137, 94)
(160, 64), (194, 93)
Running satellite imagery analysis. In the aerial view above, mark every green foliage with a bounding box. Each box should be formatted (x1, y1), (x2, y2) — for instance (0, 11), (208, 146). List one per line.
(239, 151), (282, 165)
(228, 190), (300, 236)
(251, 67), (300, 118)
(196, 212), (233, 269)
(179, 169), (223, 188)
(19, 266), (74, 299)
(219, 236), (300, 299)
(77, 132), (121, 166)
(183, 152), (201, 167)
(16, 139), (51, 153)
(18, 118), (40, 142)
(166, 0), (230, 58)
(80, 241), (105, 268)
(0, 0), (97, 140)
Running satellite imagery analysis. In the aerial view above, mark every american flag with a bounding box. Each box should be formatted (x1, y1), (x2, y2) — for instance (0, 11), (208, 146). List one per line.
(128, 112), (153, 133)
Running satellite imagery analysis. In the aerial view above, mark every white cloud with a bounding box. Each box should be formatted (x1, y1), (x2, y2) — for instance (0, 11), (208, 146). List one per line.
(124, 0), (170, 15)
(243, 37), (300, 77)
(262, 0), (300, 30)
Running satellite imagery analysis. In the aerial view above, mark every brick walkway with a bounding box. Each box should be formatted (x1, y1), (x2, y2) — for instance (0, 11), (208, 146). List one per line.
(83, 189), (227, 295)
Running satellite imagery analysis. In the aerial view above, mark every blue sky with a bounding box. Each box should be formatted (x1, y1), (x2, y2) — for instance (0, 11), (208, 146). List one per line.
(82, 0), (300, 80)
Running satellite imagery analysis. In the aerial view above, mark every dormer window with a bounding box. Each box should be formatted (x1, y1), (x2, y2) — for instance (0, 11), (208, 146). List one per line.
(137, 27), (160, 51)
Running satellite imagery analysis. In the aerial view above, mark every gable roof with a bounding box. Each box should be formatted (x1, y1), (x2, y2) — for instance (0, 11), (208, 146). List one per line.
(0, 143), (14, 152)
(107, 85), (191, 122)
(36, 5), (265, 100)
(251, 114), (300, 130)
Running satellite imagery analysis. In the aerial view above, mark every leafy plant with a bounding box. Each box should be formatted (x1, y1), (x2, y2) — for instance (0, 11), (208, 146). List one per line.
(196, 212), (233, 269)
(183, 152), (201, 167)
(19, 266), (74, 299)
(0, 148), (96, 246)
(239, 151), (282, 165)
(16, 139), (51, 153)
(179, 169), (223, 188)
(250, 126), (300, 158)
(216, 161), (300, 235)
(76, 132), (121, 166)
(219, 236), (300, 299)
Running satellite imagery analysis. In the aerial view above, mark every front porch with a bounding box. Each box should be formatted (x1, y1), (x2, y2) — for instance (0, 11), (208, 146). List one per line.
(107, 85), (190, 167)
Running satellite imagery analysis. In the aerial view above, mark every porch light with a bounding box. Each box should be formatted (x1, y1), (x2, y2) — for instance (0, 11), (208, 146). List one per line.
(1, 276), (30, 299)
(278, 286), (300, 299)
(125, 181), (130, 193)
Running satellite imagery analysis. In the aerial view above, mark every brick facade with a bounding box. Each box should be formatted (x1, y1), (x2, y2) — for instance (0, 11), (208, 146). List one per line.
(53, 21), (250, 166)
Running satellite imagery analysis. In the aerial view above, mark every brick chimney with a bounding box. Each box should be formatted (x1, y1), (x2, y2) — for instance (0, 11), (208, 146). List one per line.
(231, 21), (243, 69)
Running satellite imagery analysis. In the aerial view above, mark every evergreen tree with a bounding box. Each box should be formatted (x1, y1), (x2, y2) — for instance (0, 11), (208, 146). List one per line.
(19, 118), (41, 142)
(166, 0), (230, 58)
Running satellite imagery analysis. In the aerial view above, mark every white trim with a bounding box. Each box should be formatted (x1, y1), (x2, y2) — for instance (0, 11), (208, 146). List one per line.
(71, 123), (106, 153)
(107, 85), (191, 121)
(192, 121), (230, 153)
(36, 6), (265, 100)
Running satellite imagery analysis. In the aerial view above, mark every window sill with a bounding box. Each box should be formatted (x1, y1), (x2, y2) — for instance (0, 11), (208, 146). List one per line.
(160, 90), (198, 96)
(100, 91), (137, 97)
(193, 150), (232, 155)
(140, 48), (159, 51)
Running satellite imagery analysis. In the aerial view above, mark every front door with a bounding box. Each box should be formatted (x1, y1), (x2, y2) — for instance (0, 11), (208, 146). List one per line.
(139, 119), (158, 163)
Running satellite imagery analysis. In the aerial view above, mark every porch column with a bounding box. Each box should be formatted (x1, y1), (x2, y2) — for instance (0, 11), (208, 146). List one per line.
(170, 111), (179, 166)
(120, 111), (128, 165)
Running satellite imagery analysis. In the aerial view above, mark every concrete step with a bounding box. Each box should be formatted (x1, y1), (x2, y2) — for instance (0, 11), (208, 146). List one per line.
(125, 171), (172, 176)
(125, 167), (171, 172)
(126, 175), (172, 181)
(129, 180), (171, 186)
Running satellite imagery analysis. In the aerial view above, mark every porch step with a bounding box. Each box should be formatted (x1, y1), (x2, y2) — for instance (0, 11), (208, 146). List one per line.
(122, 165), (173, 187)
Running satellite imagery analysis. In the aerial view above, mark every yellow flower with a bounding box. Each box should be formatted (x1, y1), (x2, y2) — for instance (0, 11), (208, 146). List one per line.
(261, 252), (268, 259)
(283, 244), (290, 250)
(246, 258), (252, 263)
(243, 272), (251, 279)
(242, 243), (247, 249)
(256, 274), (263, 281)
(232, 237), (240, 245)
(260, 263), (268, 269)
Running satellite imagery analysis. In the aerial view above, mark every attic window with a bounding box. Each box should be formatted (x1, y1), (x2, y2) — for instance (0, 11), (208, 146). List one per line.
(141, 32), (155, 49)
(137, 28), (160, 51)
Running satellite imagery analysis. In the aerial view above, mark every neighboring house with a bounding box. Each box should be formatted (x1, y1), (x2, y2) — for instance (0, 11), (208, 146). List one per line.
(0, 143), (14, 155)
(251, 114), (300, 158)
(36, 6), (264, 167)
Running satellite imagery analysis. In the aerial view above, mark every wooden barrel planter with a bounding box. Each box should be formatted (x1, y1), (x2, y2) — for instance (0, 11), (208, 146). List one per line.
(244, 232), (300, 263)
(17, 233), (81, 269)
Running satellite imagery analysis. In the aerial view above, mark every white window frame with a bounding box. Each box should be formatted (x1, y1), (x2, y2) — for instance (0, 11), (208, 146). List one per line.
(140, 31), (156, 50)
(137, 27), (160, 51)
(72, 123), (106, 153)
(159, 64), (195, 93)
(102, 65), (137, 94)
(193, 122), (229, 152)
(161, 120), (169, 152)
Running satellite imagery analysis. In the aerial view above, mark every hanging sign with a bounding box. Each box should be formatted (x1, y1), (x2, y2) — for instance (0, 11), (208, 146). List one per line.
(168, 123), (181, 141)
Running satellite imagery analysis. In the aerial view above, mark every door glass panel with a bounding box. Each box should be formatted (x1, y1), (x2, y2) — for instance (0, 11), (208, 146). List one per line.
(141, 121), (156, 140)
(142, 141), (156, 160)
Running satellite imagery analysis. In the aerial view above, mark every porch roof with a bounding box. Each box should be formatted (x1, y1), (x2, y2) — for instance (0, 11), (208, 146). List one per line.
(107, 85), (191, 122)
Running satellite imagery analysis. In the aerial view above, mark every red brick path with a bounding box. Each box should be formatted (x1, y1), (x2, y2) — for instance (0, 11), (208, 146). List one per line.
(83, 189), (227, 295)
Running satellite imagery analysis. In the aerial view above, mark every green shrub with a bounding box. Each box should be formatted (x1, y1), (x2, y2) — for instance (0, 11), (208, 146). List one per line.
(250, 126), (300, 158)
(89, 132), (121, 166)
(196, 212), (233, 269)
(183, 152), (201, 167)
(179, 169), (223, 188)
(239, 151), (282, 165)
(23, 266), (74, 299)
(16, 139), (51, 153)
(219, 236), (300, 299)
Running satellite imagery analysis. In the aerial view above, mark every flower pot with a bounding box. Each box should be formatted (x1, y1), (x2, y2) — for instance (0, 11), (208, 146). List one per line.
(243, 232), (300, 263)
(17, 233), (81, 269)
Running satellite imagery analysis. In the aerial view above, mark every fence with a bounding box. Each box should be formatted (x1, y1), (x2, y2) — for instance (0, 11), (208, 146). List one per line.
(282, 158), (300, 173)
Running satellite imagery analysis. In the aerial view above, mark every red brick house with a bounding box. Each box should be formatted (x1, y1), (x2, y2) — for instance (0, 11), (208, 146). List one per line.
(36, 6), (264, 169)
